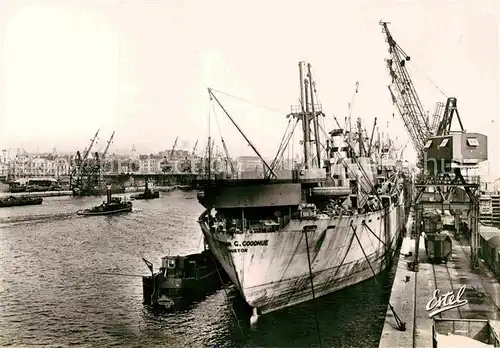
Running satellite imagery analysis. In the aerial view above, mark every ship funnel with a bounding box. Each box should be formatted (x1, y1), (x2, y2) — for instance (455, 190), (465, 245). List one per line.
(106, 185), (112, 203)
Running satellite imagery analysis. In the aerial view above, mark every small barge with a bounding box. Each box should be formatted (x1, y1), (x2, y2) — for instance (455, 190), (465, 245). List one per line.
(0, 196), (43, 208)
(77, 186), (132, 216)
(142, 249), (223, 309)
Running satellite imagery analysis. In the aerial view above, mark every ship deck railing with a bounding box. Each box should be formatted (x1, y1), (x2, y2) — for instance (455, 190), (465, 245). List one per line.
(212, 217), (283, 234)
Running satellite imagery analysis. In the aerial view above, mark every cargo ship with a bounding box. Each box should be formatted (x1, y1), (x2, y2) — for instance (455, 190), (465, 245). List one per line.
(197, 62), (411, 319)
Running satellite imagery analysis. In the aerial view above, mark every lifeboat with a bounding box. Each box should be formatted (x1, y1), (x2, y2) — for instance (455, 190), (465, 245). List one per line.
(310, 186), (352, 197)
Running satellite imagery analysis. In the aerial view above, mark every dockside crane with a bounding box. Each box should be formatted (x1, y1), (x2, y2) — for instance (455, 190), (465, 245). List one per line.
(82, 129), (100, 162)
(161, 136), (179, 173)
(101, 131), (115, 161)
(380, 22), (487, 270)
(191, 139), (198, 157)
(380, 22), (468, 158)
(430, 102), (445, 135)
(169, 136), (179, 160)
(71, 129), (100, 194)
(98, 131), (115, 182)
(380, 22), (431, 156)
(435, 97), (465, 136)
(74, 129), (100, 176)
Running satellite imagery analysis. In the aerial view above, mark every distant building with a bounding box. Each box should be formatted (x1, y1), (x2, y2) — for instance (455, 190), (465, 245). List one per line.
(6, 150), (70, 179)
(494, 178), (500, 194)
(131, 145), (138, 160)
(480, 194), (500, 228)
(0, 162), (8, 181)
(139, 154), (163, 174)
(236, 156), (265, 172)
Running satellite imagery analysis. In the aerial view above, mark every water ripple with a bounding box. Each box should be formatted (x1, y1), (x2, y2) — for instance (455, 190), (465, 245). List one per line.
(0, 190), (396, 347)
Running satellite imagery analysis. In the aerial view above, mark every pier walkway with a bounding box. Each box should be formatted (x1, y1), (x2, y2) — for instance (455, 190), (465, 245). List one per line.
(379, 227), (500, 347)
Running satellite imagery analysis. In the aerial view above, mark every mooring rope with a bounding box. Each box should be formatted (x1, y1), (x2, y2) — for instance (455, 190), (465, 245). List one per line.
(362, 220), (399, 255)
(304, 228), (323, 348)
(209, 251), (246, 341)
(350, 222), (406, 331)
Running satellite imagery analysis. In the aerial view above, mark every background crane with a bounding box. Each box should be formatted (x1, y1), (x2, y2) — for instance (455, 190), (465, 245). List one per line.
(101, 131), (115, 161)
(98, 131), (115, 183)
(169, 136), (179, 161)
(161, 136), (179, 173)
(191, 139), (198, 157)
(73, 129), (100, 187)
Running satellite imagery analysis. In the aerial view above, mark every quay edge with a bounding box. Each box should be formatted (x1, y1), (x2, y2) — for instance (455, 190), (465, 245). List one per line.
(378, 223), (500, 348)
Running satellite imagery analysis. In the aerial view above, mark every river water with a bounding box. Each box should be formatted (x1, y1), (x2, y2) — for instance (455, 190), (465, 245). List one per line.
(0, 191), (397, 347)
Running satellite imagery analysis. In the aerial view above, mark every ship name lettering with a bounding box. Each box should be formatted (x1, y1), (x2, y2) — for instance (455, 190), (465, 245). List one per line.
(234, 240), (269, 247)
(425, 285), (468, 317)
(228, 248), (248, 253)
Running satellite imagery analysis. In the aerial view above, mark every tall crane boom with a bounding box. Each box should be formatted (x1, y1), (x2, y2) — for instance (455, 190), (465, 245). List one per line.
(220, 138), (235, 174)
(192, 139), (198, 157)
(430, 102), (445, 135)
(380, 22), (431, 154)
(102, 131), (115, 160)
(83, 129), (100, 160)
(169, 136), (178, 160)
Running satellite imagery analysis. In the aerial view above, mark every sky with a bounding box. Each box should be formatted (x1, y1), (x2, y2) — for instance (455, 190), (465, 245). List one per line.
(0, 0), (499, 180)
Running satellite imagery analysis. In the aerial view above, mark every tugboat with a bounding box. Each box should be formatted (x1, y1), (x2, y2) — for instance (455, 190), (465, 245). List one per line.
(142, 249), (224, 309)
(130, 177), (159, 200)
(0, 196), (43, 208)
(76, 186), (132, 216)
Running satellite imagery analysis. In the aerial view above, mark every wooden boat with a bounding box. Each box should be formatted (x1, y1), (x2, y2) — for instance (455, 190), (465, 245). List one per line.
(142, 249), (224, 309)
(0, 196), (43, 208)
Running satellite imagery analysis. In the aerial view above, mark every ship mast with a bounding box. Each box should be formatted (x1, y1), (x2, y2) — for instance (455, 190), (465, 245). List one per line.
(307, 63), (322, 168)
(293, 61), (324, 169)
(298, 62), (310, 167)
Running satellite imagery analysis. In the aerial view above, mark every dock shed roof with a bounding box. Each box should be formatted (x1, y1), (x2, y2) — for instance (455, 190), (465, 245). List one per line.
(479, 225), (500, 249)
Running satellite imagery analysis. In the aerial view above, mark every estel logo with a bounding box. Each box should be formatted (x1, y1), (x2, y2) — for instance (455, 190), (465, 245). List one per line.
(426, 285), (468, 317)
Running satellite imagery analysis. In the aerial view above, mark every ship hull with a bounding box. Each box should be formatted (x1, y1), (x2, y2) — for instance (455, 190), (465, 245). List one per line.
(0, 197), (43, 208)
(76, 205), (132, 216)
(199, 202), (405, 314)
(72, 186), (125, 197)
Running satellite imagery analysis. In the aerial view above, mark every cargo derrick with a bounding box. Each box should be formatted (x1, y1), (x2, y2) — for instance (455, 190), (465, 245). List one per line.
(161, 136), (178, 173)
(99, 131), (115, 181)
(70, 130), (121, 196)
(178, 139), (199, 174)
(70, 129), (100, 196)
(380, 22), (488, 268)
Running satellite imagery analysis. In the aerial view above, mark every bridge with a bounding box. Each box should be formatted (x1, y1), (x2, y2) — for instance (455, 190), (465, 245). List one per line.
(103, 173), (207, 188)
